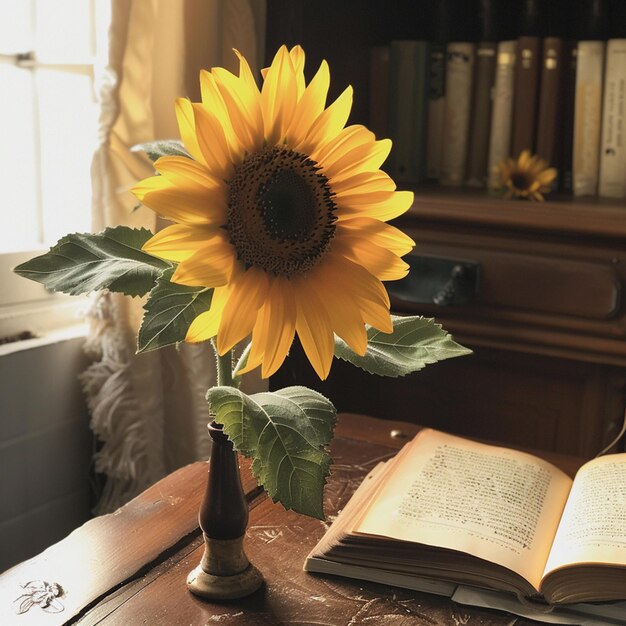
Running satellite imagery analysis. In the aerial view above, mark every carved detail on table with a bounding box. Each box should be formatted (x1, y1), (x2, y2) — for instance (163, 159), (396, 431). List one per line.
(13, 580), (64, 615)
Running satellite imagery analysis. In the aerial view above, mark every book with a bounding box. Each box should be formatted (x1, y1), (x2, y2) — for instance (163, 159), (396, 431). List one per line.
(388, 40), (430, 184)
(439, 42), (475, 186)
(535, 37), (566, 184)
(305, 428), (626, 611)
(465, 42), (497, 187)
(573, 40), (605, 196)
(598, 39), (626, 198)
(487, 40), (516, 189)
(426, 42), (446, 180)
(510, 35), (541, 157)
(559, 42), (578, 193)
(369, 46), (390, 140)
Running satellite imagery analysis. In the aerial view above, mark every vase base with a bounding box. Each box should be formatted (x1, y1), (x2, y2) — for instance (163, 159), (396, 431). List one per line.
(186, 563), (264, 600)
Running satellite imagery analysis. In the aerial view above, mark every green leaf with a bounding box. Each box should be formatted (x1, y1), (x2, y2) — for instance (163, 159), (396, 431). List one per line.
(335, 315), (472, 377)
(132, 140), (191, 162)
(138, 268), (213, 352)
(13, 226), (171, 297)
(207, 385), (337, 520)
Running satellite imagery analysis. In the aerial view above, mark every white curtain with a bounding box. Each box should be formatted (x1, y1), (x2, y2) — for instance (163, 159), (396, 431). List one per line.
(82, 0), (266, 514)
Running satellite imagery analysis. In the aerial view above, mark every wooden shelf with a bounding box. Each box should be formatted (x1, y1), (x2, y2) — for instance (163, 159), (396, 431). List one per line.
(401, 187), (626, 239)
(267, 0), (626, 458)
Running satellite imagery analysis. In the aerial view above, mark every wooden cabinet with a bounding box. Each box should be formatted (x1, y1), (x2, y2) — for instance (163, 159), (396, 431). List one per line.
(266, 1), (626, 457)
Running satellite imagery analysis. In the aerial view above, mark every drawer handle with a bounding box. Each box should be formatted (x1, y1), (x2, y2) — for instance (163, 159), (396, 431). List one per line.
(388, 256), (480, 307)
(433, 264), (468, 306)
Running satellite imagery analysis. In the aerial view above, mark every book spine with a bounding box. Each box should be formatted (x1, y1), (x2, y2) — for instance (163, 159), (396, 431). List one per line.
(560, 42), (578, 193)
(389, 41), (430, 183)
(511, 36), (541, 157)
(369, 46), (390, 140)
(598, 39), (626, 198)
(466, 42), (497, 187)
(535, 38), (566, 183)
(426, 43), (446, 180)
(487, 41), (516, 189)
(440, 42), (475, 186)
(573, 40), (605, 197)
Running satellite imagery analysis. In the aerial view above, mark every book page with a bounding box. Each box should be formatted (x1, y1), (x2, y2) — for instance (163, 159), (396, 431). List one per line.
(354, 429), (572, 590)
(544, 453), (626, 575)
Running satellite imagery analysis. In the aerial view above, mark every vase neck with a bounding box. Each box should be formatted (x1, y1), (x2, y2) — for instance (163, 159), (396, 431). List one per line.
(199, 421), (248, 539)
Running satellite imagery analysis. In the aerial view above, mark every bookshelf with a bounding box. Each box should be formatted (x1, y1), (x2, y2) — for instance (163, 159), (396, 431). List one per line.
(267, 0), (626, 457)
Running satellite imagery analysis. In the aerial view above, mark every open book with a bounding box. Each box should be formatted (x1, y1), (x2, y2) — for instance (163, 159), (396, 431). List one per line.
(305, 429), (626, 609)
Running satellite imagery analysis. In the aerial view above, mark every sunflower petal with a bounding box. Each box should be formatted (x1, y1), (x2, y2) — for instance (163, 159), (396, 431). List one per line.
(331, 170), (396, 195)
(289, 45), (306, 99)
(518, 150), (532, 167)
(217, 267), (269, 354)
(537, 168), (557, 184)
(261, 45), (297, 144)
(337, 218), (415, 256)
(191, 103), (233, 178)
(309, 263), (368, 356)
(333, 236), (410, 281)
(199, 69), (242, 158)
(175, 98), (205, 164)
(233, 49), (264, 144)
(131, 176), (226, 226)
(142, 224), (220, 262)
(335, 190), (414, 222)
(172, 235), (236, 287)
(241, 275), (296, 378)
(154, 155), (223, 189)
(326, 138), (392, 182)
(311, 125), (374, 172)
(292, 277), (335, 380)
(298, 85), (353, 154)
(325, 253), (392, 327)
(286, 60), (330, 147)
(186, 286), (230, 342)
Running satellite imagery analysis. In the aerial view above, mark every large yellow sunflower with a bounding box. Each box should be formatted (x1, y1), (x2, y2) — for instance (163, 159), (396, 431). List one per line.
(132, 45), (414, 380)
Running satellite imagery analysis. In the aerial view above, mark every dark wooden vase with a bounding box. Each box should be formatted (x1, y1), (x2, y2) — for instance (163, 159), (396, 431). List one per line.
(186, 421), (263, 600)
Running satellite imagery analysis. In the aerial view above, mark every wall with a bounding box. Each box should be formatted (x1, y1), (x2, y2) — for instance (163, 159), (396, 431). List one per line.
(0, 331), (92, 572)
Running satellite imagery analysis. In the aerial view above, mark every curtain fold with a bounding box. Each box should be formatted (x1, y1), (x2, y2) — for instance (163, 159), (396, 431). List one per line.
(83, 0), (266, 514)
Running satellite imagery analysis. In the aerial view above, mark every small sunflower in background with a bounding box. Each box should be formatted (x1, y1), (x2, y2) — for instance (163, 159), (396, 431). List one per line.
(493, 150), (557, 201)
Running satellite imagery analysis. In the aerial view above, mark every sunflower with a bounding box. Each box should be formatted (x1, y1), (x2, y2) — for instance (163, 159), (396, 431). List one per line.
(132, 45), (414, 380)
(494, 150), (557, 201)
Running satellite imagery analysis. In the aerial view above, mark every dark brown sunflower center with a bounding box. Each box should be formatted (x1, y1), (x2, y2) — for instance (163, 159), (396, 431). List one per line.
(227, 146), (337, 276)
(510, 172), (532, 190)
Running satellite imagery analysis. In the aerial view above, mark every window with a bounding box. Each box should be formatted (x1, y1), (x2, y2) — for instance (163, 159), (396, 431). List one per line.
(0, 0), (108, 339)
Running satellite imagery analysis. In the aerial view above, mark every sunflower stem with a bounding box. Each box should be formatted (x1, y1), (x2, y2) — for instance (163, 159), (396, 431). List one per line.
(232, 342), (253, 383)
(211, 339), (233, 387)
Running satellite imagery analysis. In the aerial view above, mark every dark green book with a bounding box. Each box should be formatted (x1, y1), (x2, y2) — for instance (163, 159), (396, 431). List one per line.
(389, 40), (430, 184)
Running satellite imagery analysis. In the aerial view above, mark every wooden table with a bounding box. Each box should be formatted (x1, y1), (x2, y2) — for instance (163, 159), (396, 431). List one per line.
(0, 414), (584, 625)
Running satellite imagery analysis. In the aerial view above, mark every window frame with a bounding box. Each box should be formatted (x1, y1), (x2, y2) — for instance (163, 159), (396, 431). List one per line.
(0, 0), (98, 341)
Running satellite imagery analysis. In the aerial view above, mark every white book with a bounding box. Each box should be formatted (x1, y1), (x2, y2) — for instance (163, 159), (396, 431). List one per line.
(440, 42), (475, 186)
(487, 41), (516, 189)
(599, 39), (626, 198)
(573, 41), (605, 197)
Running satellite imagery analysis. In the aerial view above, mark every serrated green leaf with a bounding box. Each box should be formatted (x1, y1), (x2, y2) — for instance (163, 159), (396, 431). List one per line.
(207, 385), (337, 520)
(138, 268), (213, 352)
(13, 226), (171, 297)
(132, 140), (191, 162)
(335, 315), (472, 377)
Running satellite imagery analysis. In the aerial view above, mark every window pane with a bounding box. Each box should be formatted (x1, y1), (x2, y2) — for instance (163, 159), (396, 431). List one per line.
(37, 68), (97, 245)
(0, 0), (33, 53)
(0, 63), (39, 252)
(35, 0), (93, 59)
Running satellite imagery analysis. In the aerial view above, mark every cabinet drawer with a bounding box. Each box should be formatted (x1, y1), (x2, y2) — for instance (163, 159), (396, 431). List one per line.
(404, 245), (622, 321)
